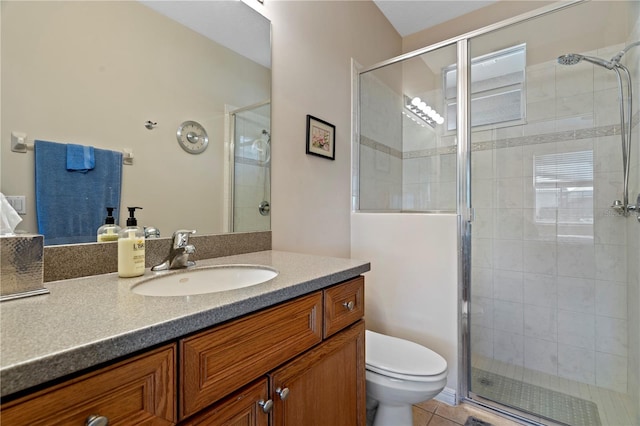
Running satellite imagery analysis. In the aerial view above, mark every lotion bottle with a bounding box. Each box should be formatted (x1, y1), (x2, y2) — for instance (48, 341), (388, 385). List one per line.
(118, 207), (145, 277)
(97, 207), (121, 242)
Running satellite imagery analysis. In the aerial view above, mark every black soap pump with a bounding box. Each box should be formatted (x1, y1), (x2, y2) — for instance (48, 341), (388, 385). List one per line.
(117, 207), (145, 277)
(97, 207), (121, 242)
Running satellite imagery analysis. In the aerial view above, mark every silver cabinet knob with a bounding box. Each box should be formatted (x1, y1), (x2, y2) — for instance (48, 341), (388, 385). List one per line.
(258, 399), (274, 413)
(276, 387), (290, 400)
(342, 301), (355, 311)
(86, 415), (109, 426)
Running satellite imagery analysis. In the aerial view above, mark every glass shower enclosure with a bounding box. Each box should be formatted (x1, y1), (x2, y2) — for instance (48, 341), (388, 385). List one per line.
(357, 1), (639, 424)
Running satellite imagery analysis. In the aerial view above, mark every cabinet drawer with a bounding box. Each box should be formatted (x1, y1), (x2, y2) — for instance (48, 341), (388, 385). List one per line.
(323, 276), (364, 338)
(1, 344), (176, 426)
(180, 291), (322, 419)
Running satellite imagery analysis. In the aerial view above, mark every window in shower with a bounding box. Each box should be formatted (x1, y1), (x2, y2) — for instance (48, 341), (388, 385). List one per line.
(533, 150), (594, 242)
(445, 44), (526, 131)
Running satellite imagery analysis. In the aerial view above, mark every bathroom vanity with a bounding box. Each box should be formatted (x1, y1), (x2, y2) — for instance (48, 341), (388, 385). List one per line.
(0, 250), (369, 425)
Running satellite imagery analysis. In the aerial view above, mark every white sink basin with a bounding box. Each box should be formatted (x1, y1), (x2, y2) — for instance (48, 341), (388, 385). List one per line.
(131, 265), (278, 297)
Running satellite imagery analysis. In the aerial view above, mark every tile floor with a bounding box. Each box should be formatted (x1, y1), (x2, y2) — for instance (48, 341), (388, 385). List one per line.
(413, 400), (522, 426)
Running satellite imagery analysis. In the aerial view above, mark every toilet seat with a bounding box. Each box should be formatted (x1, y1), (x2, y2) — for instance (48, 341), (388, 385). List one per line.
(365, 330), (447, 381)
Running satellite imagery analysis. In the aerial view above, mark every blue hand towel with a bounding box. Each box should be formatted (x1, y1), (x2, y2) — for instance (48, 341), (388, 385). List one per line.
(35, 140), (122, 245)
(66, 144), (95, 173)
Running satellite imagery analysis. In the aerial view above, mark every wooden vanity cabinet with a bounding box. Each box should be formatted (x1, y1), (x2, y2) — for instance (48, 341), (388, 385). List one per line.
(0, 344), (176, 425)
(0, 276), (365, 426)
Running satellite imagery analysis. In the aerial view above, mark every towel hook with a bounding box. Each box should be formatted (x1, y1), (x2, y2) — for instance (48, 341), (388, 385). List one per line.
(144, 120), (157, 130)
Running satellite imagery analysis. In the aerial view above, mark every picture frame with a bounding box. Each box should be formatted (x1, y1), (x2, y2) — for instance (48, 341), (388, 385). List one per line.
(305, 115), (335, 160)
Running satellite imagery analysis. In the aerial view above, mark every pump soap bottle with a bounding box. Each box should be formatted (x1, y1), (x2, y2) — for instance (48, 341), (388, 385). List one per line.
(118, 207), (145, 278)
(97, 207), (121, 242)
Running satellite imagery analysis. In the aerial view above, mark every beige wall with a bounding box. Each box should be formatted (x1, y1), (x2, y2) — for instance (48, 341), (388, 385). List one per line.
(265, 0), (401, 257)
(352, 213), (459, 392)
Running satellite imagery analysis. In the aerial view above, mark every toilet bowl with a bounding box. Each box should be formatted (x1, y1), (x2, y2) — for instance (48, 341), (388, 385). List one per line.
(365, 330), (447, 426)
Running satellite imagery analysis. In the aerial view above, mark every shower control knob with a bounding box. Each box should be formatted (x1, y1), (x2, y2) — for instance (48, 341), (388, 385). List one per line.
(276, 387), (290, 400)
(258, 201), (270, 216)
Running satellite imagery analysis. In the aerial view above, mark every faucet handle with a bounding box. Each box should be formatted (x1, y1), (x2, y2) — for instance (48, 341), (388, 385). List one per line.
(172, 229), (196, 248)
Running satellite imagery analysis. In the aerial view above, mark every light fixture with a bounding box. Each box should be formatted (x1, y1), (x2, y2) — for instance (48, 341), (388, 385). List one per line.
(404, 96), (445, 127)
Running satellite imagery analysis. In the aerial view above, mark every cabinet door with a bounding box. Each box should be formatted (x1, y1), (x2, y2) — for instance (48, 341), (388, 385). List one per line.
(180, 378), (269, 426)
(1, 344), (176, 426)
(270, 320), (365, 426)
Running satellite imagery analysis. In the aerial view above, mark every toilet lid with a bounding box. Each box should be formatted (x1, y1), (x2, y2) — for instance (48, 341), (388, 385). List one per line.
(365, 330), (447, 377)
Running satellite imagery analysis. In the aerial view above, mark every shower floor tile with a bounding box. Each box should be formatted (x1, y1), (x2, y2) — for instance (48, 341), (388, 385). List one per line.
(471, 355), (635, 426)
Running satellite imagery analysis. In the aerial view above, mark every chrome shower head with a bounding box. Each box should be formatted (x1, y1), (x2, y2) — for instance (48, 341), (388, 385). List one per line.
(557, 53), (582, 65)
(557, 53), (614, 69)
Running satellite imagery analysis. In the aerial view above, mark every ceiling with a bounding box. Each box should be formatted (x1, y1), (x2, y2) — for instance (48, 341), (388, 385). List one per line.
(139, 0), (271, 68)
(372, 0), (499, 37)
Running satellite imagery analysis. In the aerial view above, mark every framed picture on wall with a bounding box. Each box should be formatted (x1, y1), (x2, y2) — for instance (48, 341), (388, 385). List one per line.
(305, 115), (335, 160)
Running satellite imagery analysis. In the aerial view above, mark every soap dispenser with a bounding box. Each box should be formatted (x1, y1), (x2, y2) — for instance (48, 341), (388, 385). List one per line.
(97, 207), (121, 242)
(118, 207), (145, 278)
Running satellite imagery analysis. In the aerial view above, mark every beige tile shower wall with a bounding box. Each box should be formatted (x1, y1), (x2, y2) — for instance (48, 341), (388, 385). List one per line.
(469, 48), (633, 393)
(1, 1), (270, 236)
(402, 77), (456, 212)
(359, 72), (403, 210)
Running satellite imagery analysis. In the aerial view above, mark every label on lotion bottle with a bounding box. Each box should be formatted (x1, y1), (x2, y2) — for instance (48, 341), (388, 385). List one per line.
(118, 231), (145, 277)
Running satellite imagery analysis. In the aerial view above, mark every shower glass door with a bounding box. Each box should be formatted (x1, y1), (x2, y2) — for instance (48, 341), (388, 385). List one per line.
(466, 2), (639, 424)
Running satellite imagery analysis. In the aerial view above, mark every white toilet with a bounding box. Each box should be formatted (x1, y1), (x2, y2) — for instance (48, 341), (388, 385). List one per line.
(365, 330), (448, 426)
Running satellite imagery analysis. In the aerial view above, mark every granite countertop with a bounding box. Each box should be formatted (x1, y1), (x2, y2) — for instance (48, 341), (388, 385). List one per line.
(0, 250), (370, 397)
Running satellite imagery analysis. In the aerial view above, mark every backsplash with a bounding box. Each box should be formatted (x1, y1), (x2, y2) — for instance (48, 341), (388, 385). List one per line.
(43, 231), (271, 282)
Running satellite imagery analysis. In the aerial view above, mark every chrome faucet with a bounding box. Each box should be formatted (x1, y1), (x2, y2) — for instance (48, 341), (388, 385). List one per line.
(151, 230), (196, 271)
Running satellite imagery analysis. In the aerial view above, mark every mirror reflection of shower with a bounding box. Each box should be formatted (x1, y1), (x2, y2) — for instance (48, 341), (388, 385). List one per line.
(558, 41), (639, 217)
(255, 129), (271, 216)
(229, 101), (271, 232)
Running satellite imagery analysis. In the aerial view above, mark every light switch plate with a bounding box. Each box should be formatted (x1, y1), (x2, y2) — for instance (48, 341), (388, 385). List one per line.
(5, 196), (26, 215)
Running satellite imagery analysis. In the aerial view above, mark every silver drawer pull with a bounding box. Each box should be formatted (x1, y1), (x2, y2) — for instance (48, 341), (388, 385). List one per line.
(86, 415), (109, 426)
(342, 301), (355, 311)
(276, 387), (290, 400)
(258, 399), (274, 413)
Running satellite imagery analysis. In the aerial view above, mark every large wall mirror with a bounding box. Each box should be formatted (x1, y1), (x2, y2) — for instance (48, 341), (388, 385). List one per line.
(1, 0), (271, 245)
